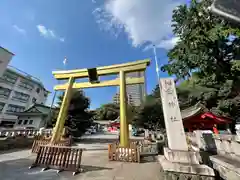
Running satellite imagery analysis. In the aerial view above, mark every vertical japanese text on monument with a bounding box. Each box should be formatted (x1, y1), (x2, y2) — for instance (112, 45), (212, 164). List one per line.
(162, 79), (180, 122)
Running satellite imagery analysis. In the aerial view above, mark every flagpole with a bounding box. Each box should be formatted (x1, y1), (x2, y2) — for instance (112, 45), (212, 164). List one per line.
(153, 45), (160, 80)
(63, 57), (67, 70)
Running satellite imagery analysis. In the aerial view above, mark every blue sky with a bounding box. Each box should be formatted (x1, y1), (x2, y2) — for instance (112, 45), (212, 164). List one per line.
(0, 0), (183, 109)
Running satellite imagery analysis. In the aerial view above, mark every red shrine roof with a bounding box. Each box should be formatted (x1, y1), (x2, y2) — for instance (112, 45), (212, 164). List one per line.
(181, 102), (232, 124)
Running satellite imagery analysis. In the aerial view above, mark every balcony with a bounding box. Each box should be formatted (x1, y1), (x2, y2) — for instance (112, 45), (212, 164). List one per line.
(11, 96), (29, 103)
(18, 82), (34, 91)
(0, 75), (17, 85)
(6, 104), (25, 113)
(11, 91), (30, 103)
(0, 87), (11, 100)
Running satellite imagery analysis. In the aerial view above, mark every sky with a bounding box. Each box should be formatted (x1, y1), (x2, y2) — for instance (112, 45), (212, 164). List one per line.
(0, 0), (186, 109)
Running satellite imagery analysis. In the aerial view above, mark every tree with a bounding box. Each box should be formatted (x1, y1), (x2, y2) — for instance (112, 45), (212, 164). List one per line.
(133, 94), (164, 130)
(162, 0), (240, 84)
(132, 86), (165, 130)
(94, 103), (138, 124)
(52, 90), (93, 137)
(94, 103), (120, 120)
(161, 0), (240, 132)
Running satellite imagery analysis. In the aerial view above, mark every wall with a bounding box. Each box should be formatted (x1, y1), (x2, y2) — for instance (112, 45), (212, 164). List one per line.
(0, 47), (13, 77)
(0, 136), (34, 151)
(14, 115), (44, 129)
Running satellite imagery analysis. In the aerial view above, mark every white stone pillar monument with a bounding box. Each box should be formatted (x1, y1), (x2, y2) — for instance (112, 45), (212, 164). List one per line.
(158, 78), (215, 179)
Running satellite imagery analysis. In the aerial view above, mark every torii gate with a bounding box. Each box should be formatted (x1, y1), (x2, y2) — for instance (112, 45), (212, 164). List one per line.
(50, 59), (150, 147)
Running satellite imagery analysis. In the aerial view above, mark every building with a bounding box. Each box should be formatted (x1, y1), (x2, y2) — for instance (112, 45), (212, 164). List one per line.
(0, 66), (49, 127)
(181, 103), (232, 132)
(14, 104), (55, 129)
(0, 46), (14, 77)
(113, 71), (146, 106)
(112, 93), (134, 105)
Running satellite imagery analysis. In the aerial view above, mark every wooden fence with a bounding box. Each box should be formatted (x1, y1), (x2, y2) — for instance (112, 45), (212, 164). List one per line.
(108, 143), (140, 163)
(31, 138), (72, 153)
(30, 145), (83, 175)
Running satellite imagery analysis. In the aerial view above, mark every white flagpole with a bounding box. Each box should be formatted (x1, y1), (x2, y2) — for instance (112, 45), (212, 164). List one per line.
(63, 56), (67, 70)
(153, 45), (160, 80)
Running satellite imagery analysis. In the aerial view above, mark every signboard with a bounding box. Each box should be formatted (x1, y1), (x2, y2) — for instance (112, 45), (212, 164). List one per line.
(211, 0), (240, 23)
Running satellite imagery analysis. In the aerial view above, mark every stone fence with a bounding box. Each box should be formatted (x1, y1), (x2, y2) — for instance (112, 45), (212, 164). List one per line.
(0, 128), (53, 137)
(213, 134), (240, 158)
(186, 131), (240, 153)
(186, 131), (240, 179)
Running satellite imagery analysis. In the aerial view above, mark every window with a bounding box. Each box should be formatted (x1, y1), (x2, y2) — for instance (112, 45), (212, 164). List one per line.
(36, 87), (40, 93)
(29, 120), (33, 125)
(23, 120), (28, 125)
(18, 120), (23, 125)
(0, 102), (5, 112)
(1, 72), (17, 84)
(6, 104), (25, 113)
(0, 87), (11, 99)
(12, 91), (30, 102)
(18, 80), (34, 91)
(32, 97), (36, 103)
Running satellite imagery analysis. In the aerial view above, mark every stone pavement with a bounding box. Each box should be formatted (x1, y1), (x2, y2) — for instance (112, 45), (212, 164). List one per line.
(0, 148), (163, 180)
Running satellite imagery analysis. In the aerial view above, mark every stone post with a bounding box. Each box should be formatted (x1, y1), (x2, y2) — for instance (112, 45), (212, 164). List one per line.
(158, 78), (215, 179)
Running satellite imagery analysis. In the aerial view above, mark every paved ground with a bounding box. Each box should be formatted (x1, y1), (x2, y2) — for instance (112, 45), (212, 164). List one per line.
(0, 144), (163, 180)
(80, 132), (144, 140)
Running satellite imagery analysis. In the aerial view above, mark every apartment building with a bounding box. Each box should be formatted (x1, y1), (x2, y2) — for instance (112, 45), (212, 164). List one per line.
(112, 93), (134, 106)
(113, 71), (146, 107)
(0, 46), (14, 77)
(0, 66), (49, 127)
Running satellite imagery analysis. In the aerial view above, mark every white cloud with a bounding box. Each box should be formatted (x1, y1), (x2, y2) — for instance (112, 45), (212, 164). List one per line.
(13, 25), (26, 35)
(93, 0), (184, 50)
(144, 37), (180, 51)
(36, 25), (65, 42)
(155, 37), (180, 50)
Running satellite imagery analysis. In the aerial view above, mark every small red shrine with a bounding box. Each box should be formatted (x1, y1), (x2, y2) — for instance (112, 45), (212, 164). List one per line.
(181, 102), (232, 132)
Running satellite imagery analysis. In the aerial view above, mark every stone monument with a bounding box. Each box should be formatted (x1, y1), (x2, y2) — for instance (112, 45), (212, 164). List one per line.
(158, 78), (215, 180)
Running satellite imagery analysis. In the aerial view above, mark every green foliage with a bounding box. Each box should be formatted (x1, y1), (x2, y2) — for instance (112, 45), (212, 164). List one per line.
(132, 86), (165, 130)
(162, 0), (240, 84)
(94, 103), (138, 124)
(52, 90), (93, 137)
(94, 103), (120, 120)
(159, 0), (240, 132)
(133, 94), (164, 130)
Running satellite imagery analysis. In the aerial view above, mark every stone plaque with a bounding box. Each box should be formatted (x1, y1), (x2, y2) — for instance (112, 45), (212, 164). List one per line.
(159, 78), (188, 151)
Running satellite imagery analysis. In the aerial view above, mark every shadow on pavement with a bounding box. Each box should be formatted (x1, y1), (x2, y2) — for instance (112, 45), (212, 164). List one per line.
(140, 155), (158, 163)
(81, 165), (112, 173)
(0, 158), (113, 180)
(83, 148), (108, 151)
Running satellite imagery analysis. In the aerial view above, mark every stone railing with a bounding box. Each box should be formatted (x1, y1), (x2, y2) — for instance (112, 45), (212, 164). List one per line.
(186, 131), (218, 152)
(0, 128), (53, 137)
(213, 134), (240, 158)
(0, 129), (39, 137)
(210, 134), (240, 180)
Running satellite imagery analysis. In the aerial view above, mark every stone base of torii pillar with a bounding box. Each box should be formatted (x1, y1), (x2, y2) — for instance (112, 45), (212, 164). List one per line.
(158, 78), (215, 180)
